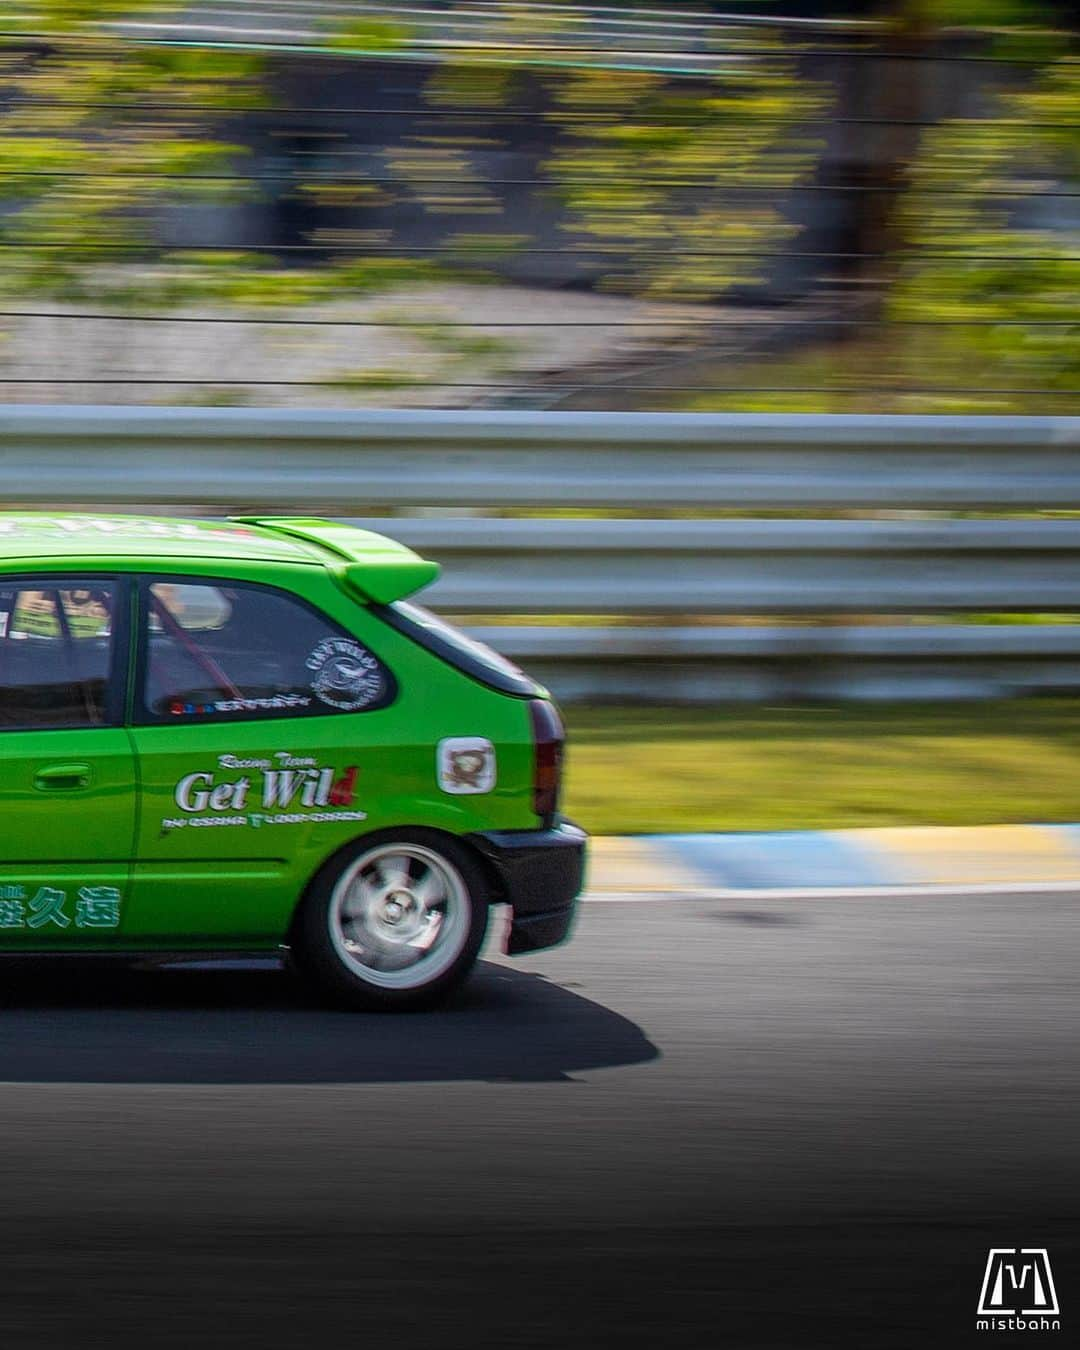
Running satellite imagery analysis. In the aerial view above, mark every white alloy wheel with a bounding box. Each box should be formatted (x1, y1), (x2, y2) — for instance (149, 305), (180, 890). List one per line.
(327, 841), (472, 991)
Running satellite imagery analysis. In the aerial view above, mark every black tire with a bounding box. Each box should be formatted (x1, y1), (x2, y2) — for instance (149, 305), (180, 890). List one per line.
(289, 829), (490, 1011)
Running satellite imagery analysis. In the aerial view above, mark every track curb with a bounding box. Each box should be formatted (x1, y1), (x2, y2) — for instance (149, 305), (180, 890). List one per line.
(586, 824), (1080, 894)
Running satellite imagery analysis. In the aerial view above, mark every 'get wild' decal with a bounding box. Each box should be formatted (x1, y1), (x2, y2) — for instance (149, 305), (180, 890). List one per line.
(162, 753), (365, 832)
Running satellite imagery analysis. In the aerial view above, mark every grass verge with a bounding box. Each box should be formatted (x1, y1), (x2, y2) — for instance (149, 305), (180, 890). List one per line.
(562, 700), (1080, 835)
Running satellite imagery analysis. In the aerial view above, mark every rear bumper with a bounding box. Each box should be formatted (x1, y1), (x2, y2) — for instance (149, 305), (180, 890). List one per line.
(467, 820), (587, 955)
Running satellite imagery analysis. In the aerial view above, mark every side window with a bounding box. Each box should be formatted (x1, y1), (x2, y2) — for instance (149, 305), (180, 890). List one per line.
(141, 580), (393, 722)
(0, 582), (116, 730)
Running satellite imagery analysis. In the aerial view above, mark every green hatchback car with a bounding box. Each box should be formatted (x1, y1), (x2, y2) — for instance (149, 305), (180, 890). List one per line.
(0, 514), (585, 1009)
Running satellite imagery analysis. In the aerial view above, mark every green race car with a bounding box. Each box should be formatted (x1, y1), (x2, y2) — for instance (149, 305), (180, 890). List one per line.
(0, 514), (585, 1009)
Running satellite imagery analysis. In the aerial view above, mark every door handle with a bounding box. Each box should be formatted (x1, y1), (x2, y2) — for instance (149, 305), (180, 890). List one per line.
(34, 763), (93, 791)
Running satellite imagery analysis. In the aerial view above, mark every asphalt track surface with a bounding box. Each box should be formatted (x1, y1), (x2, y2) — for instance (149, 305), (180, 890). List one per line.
(0, 891), (1077, 1349)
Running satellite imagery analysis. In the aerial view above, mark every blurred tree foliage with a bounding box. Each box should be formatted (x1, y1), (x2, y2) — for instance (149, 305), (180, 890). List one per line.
(414, 29), (826, 302)
(420, 3), (1076, 409)
(0, 1), (267, 302)
(539, 48), (826, 301)
(0, 2), (1074, 409)
(0, 2), (443, 307)
(685, 1), (1078, 411)
(889, 52), (1079, 408)
(832, 1), (1078, 411)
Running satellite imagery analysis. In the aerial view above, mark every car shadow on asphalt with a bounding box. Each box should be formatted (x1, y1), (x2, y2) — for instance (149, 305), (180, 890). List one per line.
(0, 958), (659, 1085)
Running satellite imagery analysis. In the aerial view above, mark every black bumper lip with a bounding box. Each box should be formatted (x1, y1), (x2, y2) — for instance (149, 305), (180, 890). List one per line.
(466, 819), (587, 955)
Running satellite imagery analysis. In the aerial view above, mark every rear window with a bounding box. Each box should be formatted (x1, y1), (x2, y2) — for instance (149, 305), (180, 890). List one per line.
(139, 579), (395, 722)
(379, 600), (540, 697)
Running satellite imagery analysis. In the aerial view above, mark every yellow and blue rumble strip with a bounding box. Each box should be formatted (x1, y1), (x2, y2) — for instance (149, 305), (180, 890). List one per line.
(587, 825), (1080, 894)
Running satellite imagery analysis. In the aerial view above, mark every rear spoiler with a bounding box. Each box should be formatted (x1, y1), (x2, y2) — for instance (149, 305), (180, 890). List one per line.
(233, 516), (440, 605)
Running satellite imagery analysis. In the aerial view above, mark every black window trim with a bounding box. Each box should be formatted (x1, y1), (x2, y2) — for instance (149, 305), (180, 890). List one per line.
(132, 572), (397, 727)
(0, 571), (130, 733)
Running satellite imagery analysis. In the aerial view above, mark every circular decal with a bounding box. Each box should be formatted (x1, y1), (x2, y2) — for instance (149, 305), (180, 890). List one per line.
(305, 638), (386, 711)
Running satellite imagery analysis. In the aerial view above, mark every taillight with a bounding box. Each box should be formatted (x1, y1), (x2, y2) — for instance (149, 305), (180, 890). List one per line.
(529, 698), (564, 826)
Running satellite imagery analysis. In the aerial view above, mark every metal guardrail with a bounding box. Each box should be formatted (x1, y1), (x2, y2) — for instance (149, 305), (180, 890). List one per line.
(357, 517), (1080, 614)
(2, 407), (1079, 700)
(471, 623), (1080, 702)
(2, 408), (1078, 510)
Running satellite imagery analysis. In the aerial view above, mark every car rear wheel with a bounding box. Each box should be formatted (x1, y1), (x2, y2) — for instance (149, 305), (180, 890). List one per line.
(291, 831), (489, 1010)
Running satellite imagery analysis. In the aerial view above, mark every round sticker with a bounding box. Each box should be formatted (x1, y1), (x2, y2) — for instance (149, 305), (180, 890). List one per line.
(305, 638), (386, 711)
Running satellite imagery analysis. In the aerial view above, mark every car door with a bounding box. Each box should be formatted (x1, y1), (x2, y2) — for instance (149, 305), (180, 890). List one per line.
(0, 576), (135, 945)
(126, 575), (396, 945)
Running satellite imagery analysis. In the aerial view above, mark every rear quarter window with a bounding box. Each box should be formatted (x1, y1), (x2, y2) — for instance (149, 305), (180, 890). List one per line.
(138, 579), (395, 723)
